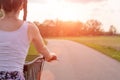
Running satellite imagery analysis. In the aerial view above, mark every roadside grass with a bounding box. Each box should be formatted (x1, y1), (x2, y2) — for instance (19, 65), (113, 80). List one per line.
(26, 36), (120, 62)
(26, 39), (47, 61)
(25, 43), (38, 61)
(57, 36), (120, 62)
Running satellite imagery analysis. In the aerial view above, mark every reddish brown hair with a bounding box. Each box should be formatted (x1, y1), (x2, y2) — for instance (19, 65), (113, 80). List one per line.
(0, 0), (27, 20)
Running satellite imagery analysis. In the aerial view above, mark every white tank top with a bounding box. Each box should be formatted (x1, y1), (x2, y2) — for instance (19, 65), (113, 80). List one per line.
(0, 21), (30, 72)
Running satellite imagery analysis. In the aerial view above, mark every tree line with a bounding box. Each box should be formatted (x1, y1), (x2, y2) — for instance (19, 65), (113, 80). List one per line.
(0, 10), (118, 37)
(34, 19), (118, 38)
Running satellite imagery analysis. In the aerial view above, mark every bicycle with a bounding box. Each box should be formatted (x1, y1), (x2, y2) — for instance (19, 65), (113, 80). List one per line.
(24, 56), (45, 80)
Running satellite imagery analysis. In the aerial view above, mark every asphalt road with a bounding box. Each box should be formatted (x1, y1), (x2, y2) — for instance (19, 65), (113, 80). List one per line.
(41, 39), (120, 80)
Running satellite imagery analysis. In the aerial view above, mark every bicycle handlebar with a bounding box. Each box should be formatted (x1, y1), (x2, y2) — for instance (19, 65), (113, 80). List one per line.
(24, 56), (45, 65)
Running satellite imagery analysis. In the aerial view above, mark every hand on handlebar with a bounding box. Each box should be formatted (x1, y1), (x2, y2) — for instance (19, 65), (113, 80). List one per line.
(46, 52), (57, 62)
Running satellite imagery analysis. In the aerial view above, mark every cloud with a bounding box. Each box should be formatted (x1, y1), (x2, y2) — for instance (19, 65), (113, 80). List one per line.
(65, 0), (105, 3)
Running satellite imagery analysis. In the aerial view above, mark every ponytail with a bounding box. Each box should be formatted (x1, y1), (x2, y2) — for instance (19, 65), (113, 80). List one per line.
(0, 0), (2, 17)
(0, 1), (1, 9)
(23, 0), (27, 21)
(0, 0), (27, 20)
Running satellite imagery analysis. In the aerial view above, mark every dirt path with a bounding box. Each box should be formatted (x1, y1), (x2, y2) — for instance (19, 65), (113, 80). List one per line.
(41, 39), (120, 80)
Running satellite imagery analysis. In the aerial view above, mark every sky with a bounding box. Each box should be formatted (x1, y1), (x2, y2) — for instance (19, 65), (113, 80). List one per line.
(19, 0), (120, 32)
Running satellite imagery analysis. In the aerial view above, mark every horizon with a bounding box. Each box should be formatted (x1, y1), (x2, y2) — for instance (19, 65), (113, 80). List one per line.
(19, 0), (120, 33)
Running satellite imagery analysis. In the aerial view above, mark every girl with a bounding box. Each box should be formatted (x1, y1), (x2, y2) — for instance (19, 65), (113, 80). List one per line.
(0, 0), (57, 80)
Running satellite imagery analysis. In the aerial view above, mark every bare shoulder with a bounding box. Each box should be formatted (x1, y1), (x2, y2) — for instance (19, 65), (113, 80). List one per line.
(27, 21), (39, 33)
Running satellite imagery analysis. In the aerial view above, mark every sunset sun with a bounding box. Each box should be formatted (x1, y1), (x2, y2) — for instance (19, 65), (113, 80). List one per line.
(19, 0), (120, 32)
(24, 0), (89, 22)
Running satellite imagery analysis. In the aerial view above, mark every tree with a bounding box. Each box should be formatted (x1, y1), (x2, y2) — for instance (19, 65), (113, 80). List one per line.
(86, 19), (102, 35)
(108, 25), (117, 35)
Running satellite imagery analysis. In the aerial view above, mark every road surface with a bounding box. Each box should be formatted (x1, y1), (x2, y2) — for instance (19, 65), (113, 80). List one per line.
(41, 39), (120, 80)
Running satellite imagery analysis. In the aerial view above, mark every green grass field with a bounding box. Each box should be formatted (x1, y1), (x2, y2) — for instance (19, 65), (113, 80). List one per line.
(25, 43), (38, 61)
(26, 39), (47, 61)
(63, 36), (120, 61)
(26, 36), (120, 62)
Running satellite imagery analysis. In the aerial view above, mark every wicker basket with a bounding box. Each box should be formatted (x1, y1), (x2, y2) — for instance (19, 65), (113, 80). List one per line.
(24, 56), (45, 80)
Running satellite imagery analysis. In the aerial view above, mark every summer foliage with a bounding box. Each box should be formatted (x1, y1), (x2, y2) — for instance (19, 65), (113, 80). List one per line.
(34, 19), (118, 38)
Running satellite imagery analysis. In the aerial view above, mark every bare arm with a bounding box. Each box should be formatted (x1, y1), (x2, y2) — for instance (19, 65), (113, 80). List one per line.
(28, 22), (56, 61)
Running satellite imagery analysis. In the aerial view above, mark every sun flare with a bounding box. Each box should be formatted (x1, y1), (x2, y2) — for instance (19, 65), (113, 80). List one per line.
(19, 0), (120, 32)
(19, 0), (90, 22)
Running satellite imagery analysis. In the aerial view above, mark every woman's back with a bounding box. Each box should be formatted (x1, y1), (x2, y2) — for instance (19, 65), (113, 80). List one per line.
(0, 17), (24, 32)
(0, 0), (57, 79)
(0, 20), (30, 72)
